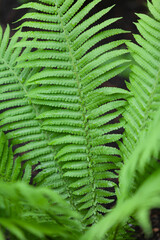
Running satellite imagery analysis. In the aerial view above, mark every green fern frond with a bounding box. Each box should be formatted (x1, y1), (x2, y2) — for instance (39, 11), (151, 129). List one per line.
(0, 26), (71, 199)
(119, 107), (160, 201)
(0, 181), (82, 240)
(15, 0), (130, 224)
(82, 107), (160, 240)
(0, 131), (31, 183)
(120, 0), (160, 161)
(82, 167), (160, 240)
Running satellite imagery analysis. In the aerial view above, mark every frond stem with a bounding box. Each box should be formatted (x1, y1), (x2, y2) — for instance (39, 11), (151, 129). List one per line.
(55, 2), (98, 223)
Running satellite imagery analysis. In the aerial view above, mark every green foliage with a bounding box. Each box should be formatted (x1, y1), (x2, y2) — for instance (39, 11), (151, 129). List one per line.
(0, 180), (82, 240)
(0, 131), (31, 183)
(82, 107), (160, 240)
(0, 24), (70, 199)
(14, 0), (130, 225)
(0, 0), (160, 239)
(119, 0), (160, 162)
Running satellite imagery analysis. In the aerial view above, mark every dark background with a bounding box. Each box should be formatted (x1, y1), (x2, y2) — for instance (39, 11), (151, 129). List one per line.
(0, 0), (147, 37)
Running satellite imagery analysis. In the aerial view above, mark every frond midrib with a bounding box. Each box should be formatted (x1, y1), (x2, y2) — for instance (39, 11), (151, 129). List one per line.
(54, 2), (98, 221)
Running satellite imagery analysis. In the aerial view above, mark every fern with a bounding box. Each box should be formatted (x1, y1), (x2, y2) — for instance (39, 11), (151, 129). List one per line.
(0, 25), (73, 200)
(81, 0), (160, 238)
(1, 0), (160, 239)
(82, 168), (160, 240)
(0, 131), (82, 239)
(13, 0), (131, 224)
(0, 131), (31, 183)
(82, 107), (160, 240)
(119, 0), (160, 161)
(119, 109), (160, 202)
(0, 180), (82, 240)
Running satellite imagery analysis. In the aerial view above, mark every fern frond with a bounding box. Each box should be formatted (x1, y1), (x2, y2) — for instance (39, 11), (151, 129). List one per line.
(15, 0), (130, 224)
(0, 131), (31, 183)
(82, 107), (160, 240)
(0, 26), (71, 199)
(119, 107), (160, 201)
(81, 168), (160, 240)
(120, 0), (160, 161)
(0, 181), (82, 240)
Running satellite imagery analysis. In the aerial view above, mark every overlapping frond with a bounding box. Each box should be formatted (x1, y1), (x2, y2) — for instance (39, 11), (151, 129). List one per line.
(0, 181), (82, 240)
(15, 0), (130, 224)
(119, 107), (160, 202)
(120, 0), (160, 161)
(82, 168), (160, 240)
(82, 107), (160, 240)
(0, 26), (70, 199)
(0, 131), (31, 183)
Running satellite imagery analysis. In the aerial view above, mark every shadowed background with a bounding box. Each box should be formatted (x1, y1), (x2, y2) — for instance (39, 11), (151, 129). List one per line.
(0, 0), (146, 36)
